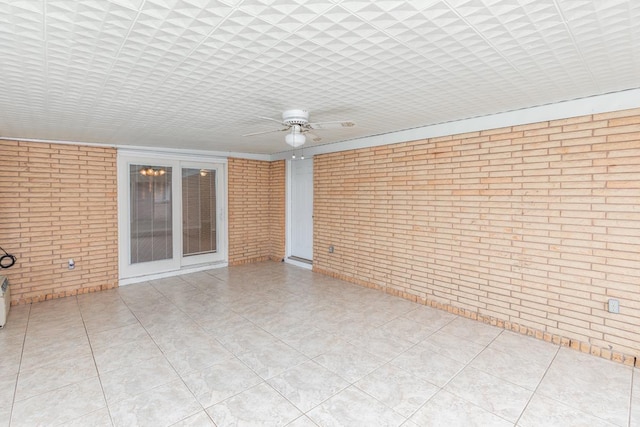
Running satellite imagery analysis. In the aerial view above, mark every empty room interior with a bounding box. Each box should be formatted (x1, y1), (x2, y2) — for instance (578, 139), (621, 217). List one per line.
(1, 1), (640, 426)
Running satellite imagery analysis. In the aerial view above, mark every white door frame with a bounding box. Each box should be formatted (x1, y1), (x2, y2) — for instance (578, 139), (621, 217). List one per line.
(286, 158), (313, 270)
(117, 149), (228, 284)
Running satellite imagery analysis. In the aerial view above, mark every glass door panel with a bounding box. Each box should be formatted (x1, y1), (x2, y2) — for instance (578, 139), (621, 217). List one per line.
(130, 164), (173, 264)
(182, 168), (217, 256)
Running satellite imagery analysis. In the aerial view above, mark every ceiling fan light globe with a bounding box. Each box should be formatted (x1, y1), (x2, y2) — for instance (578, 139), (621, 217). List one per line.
(285, 132), (306, 147)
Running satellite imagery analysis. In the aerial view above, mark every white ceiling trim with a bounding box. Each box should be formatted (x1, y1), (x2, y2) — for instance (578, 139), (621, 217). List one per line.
(0, 136), (271, 161)
(116, 145), (270, 162)
(0, 136), (118, 149)
(271, 88), (640, 161)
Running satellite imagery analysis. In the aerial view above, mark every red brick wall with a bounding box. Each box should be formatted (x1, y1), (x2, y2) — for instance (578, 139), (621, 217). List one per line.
(313, 108), (640, 365)
(0, 140), (118, 304)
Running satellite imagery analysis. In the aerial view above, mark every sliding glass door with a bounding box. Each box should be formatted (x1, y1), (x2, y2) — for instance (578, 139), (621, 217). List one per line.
(118, 153), (227, 280)
(180, 165), (221, 266)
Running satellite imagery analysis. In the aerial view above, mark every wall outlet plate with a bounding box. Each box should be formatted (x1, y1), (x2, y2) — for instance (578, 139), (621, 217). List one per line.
(608, 299), (620, 314)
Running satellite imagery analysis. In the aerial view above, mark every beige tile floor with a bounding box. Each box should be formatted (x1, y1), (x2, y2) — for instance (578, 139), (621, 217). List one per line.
(0, 262), (638, 427)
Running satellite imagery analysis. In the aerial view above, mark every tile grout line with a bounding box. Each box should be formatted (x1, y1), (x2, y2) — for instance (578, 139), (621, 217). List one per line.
(350, 363), (419, 424)
(524, 347), (632, 427)
(115, 287), (211, 425)
(427, 328), (518, 426)
(512, 340), (561, 427)
(144, 276), (266, 418)
(129, 275), (319, 425)
(363, 310), (464, 423)
(9, 303), (31, 427)
(77, 295), (116, 427)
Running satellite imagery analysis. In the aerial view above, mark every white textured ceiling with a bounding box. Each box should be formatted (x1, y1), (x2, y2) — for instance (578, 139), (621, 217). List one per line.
(1, 0), (639, 155)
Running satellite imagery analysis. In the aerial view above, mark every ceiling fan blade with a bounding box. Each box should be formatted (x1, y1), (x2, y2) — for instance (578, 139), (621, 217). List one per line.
(257, 115), (284, 125)
(305, 131), (322, 142)
(308, 121), (356, 130)
(242, 127), (289, 137)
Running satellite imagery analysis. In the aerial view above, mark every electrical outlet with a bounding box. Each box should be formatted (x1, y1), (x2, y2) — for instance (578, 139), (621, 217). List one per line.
(328, 245), (334, 253)
(608, 299), (619, 314)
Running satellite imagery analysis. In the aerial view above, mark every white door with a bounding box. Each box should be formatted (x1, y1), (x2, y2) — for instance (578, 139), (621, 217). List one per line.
(290, 158), (314, 261)
(118, 153), (227, 280)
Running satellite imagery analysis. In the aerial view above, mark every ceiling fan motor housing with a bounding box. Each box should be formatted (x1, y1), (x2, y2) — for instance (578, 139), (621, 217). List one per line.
(282, 109), (309, 126)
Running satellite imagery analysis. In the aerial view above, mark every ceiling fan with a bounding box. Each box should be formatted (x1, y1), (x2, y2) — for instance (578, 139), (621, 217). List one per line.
(242, 109), (356, 147)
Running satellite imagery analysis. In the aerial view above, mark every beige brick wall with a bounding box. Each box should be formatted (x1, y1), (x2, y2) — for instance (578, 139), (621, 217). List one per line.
(0, 140), (118, 304)
(314, 108), (640, 364)
(269, 160), (286, 261)
(0, 149), (284, 301)
(228, 158), (285, 265)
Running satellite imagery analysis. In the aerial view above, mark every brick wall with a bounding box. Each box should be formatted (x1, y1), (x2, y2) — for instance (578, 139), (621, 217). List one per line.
(228, 158), (285, 265)
(269, 160), (286, 261)
(0, 140), (118, 304)
(313, 108), (640, 365)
